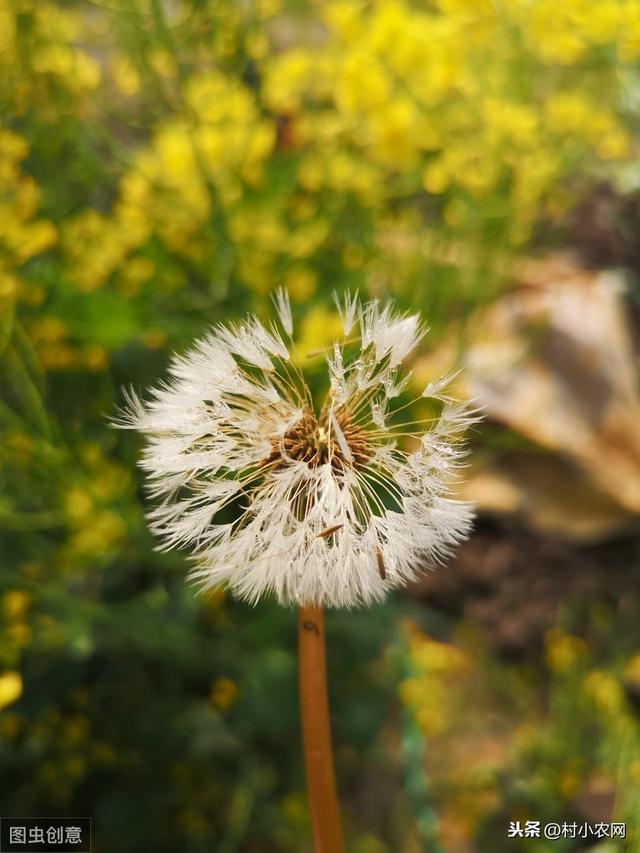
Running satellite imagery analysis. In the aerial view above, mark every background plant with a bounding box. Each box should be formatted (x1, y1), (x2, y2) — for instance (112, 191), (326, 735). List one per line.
(2, 0), (640, 850)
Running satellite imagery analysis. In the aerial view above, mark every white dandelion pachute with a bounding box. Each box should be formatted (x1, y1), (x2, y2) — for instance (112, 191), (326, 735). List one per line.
(115, 293), (480, 608)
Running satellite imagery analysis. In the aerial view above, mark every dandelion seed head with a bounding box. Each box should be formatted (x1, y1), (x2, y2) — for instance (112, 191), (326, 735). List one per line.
(115, 295), (480, 608)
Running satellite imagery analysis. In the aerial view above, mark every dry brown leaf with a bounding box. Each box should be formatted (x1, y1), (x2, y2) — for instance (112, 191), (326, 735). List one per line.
(418, 253), (640, 539)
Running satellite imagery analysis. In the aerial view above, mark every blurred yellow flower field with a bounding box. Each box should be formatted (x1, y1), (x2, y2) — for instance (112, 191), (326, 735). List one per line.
(2, 0), (640, 850)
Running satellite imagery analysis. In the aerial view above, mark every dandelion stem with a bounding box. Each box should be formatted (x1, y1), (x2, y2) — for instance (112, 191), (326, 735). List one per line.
(298, 606), (345, 853)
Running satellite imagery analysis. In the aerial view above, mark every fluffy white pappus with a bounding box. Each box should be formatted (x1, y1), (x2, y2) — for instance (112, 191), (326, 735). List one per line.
(114, 295), (480, 608)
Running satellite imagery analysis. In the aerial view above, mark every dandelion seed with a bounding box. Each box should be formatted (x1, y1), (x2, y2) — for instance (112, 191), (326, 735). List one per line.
(114, 295), (479, 608)
(376, 547), (386, 581)
(334, 290), (359, 336)
(272, 287), (293, 336)
(422, 369), (462, 398)
(329, 409), (354, 464)
(316, 524), (344, 539)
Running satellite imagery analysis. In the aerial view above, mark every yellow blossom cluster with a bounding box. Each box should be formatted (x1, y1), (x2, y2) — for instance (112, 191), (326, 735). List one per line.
(399, 624), (471, 737)
(0, 130), (56, 302)
(263, 0), (637, 245)
(62, 61), (336, 297)
(0, 670), (23, 710)
(0, 590), (32, 669)
(57, 443), (131, 565)
(398, 622), (640, 843)
(42, 0), (637, 309)
(0, 0), (100, 114)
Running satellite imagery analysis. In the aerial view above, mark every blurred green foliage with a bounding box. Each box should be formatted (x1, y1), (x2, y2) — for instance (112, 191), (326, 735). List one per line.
(2, 0), (640, 849)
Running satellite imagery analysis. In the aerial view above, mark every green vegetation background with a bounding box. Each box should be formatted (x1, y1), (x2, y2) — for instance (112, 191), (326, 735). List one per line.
(2, 1), (640, 850)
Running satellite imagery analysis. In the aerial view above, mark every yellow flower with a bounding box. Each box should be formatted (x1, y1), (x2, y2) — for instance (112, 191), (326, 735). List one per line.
(263, 49), (318, 113)
(422, 160), (450, 194)
(409, 632), (469, 675)
(574, 1), (621, 44)
(1, 591), (32, 620)
(0, 272), (18, 300)
(257, 0), (282, 17)
(544, 91), (591, 134)
(483, 99), (539, 148)
(435, 0), (492, 10)
(369, 98), (421, 168)
(0, 4), (16, 55)
(0, 671), (23, 710)
(6, 623), (32, 646)
(583, 670), (625, 714)
(558, 759), (585, 797)
(287, 220), (330, 258)
(281, 791), (309, 828)
(148, 46), (176, 78)
(336, 51), (391, 114)
(291, 304), (344, 363)
(284, 267), (317, 301)
(323, 1), (366, 41)
(598, 128), (631, 159)
(526, 3), (587, 65)
(66, 509), (125, 558)
(209, 678), (238, 711)
(83, 346), (107, 371)
(32, 44), (100, 89)
(142, 328), (167, 349)
(64, 487), (94, 524)
(629, 759), (640, 784)
(618, 2), (640, 59)
(111, 54), (141, 97)
(623, 653), (640, 686)
(545, 629), (586, 673)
